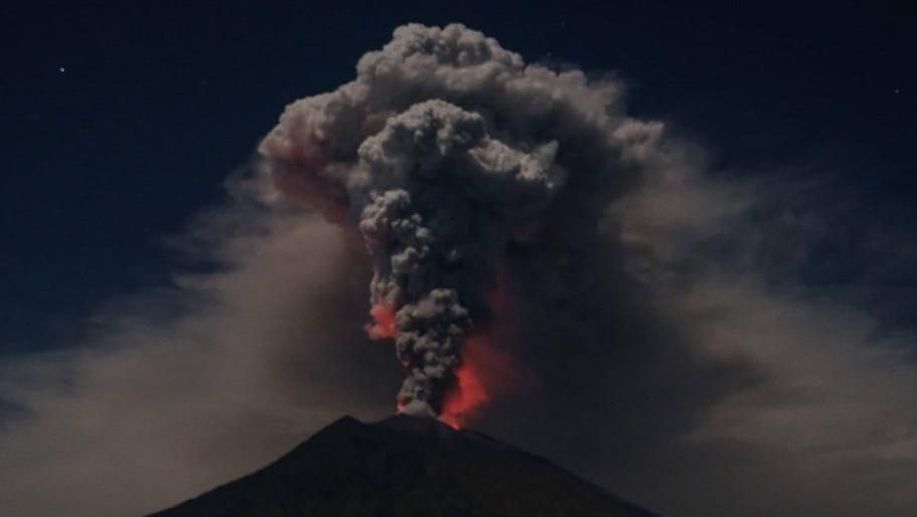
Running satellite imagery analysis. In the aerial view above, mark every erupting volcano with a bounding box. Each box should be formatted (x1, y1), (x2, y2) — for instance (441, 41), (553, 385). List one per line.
(259, 23), (660, 426)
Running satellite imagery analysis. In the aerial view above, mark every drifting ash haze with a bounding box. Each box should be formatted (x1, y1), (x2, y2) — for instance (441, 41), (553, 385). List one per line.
(1, 23), (917, 517)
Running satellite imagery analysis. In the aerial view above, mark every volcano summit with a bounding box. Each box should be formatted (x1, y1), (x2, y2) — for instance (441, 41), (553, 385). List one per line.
(152, 415), (657, 517)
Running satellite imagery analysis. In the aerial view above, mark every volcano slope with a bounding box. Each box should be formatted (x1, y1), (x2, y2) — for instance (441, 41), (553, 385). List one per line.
(151, 415), (658, 517)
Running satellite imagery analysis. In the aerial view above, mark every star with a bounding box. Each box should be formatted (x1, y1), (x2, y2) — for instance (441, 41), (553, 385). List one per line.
(58, 66), (66, 73)
(894, 88), (901, 94)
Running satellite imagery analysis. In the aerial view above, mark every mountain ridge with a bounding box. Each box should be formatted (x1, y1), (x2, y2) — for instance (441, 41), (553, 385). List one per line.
(151, 414), (658, 517)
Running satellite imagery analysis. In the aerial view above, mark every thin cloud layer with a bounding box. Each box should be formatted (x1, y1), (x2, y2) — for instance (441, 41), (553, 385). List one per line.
(0, 177), (399, 516)
(602, 156), (917, 514)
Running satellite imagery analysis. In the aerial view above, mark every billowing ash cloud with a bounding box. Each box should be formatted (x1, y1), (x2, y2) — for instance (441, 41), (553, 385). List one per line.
(3, 21), (917, 517)
(258, 23), (650, 421)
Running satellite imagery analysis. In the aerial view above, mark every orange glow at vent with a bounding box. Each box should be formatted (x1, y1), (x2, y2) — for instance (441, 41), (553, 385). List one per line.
(366, 304), (398, 340)
(441, 334), (500, 429)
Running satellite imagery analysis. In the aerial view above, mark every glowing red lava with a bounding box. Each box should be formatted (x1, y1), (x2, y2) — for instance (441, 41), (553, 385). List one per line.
(440, 335), (495, 429)
(366, 303), (398, 340)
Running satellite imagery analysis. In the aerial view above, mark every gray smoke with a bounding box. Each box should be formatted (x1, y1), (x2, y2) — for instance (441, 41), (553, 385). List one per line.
(258, 23), (651, 418)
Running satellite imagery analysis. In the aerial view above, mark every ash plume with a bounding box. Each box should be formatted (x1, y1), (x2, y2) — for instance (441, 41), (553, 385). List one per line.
(259, 23), (653, 422)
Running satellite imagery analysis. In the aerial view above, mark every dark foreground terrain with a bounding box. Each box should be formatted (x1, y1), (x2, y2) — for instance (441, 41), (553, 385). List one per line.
(152, 414), (657, 517)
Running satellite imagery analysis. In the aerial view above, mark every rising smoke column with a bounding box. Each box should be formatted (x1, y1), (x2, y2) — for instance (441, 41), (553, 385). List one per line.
(259, 23), (661, 422)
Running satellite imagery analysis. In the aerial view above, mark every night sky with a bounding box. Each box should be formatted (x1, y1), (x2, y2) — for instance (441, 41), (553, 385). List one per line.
(1, 2), (916, 516)
(4, 1), (913, 352)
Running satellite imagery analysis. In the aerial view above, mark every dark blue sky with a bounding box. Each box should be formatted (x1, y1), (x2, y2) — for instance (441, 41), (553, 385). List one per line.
(1, 1), (914, 353)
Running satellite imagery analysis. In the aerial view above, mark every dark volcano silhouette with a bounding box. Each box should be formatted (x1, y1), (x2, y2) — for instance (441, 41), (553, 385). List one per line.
(151, 414), (657, 517)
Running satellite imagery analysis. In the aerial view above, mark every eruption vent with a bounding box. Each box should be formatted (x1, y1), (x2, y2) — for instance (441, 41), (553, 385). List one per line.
(259, 23), (659, 424)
